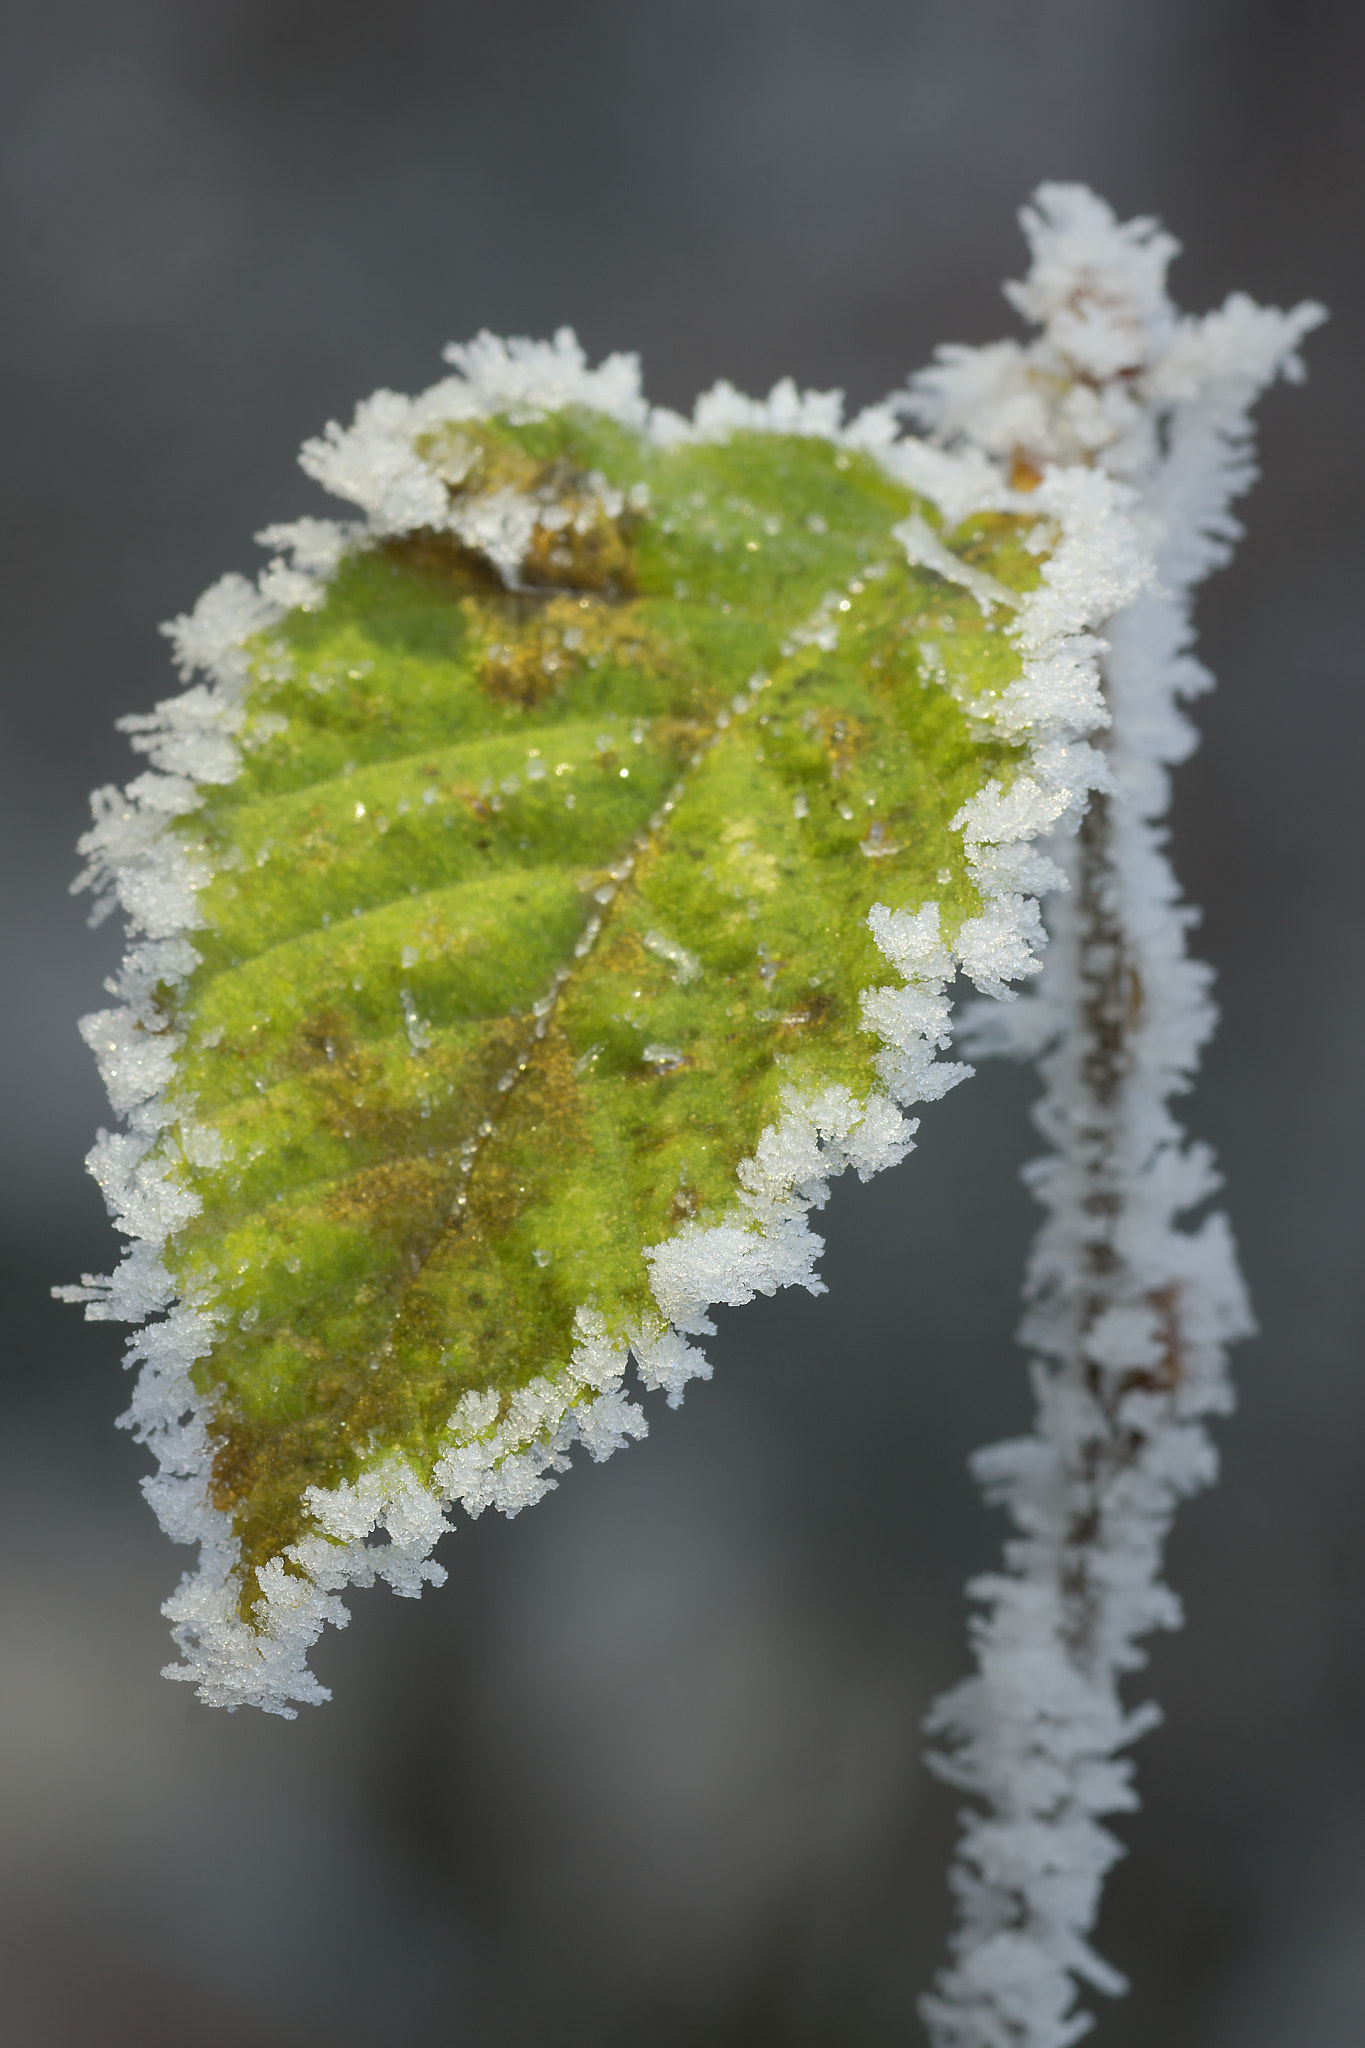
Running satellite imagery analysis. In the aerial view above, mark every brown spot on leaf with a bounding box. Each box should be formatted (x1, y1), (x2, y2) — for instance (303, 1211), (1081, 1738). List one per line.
(476, 594), (664, 708)
(379, 530), (508, 595)
(289, 1006), (354, 1072)
(412, 423), (642, 597)
(807, 708), (866, 778)
(777, 990), (837, 1032)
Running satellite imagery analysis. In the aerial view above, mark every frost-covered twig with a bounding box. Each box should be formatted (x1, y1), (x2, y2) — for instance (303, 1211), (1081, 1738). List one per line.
(907, 187), (1323, 2048)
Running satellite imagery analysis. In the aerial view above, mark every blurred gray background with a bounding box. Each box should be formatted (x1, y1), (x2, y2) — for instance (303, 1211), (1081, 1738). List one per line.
(2, 1), (1361, 2042)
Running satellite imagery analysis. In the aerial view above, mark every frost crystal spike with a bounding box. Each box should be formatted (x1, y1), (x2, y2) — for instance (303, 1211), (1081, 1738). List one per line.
(908, 187), (1323, 2048)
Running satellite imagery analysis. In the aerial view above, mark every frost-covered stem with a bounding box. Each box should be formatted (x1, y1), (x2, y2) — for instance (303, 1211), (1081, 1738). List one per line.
(918, 706), (1245, 2048)
(1042, 782), (1190, 1673)
(907, 187), (1323, 2048)
(1039, 786), (1160, 1665)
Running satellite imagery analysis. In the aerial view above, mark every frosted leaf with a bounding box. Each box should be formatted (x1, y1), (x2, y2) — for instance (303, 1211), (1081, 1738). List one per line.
(67, 229), (1145, 1716)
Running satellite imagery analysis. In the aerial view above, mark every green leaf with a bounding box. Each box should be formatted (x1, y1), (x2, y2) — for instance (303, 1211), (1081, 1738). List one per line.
(70, 352), (1133, 1712)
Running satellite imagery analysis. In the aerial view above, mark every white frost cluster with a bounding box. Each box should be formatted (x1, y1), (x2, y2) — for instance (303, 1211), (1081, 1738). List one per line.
(909, 185), (1322, 2048)
(64, 219), (1148, 1715)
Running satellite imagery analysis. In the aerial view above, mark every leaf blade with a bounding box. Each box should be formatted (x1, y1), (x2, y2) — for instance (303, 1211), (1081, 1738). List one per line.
(72, 377), (1140, 1711)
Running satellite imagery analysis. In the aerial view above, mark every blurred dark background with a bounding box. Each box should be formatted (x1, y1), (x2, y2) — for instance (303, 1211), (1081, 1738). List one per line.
(2, 1), (1362, 2041)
